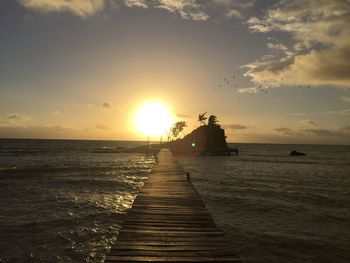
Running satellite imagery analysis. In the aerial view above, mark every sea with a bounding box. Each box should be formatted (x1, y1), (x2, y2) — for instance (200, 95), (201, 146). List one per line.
(0, 139), (349, 263)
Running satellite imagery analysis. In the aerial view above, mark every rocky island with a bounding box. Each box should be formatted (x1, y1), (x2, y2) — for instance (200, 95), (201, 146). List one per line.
(163, 115), (238, 156)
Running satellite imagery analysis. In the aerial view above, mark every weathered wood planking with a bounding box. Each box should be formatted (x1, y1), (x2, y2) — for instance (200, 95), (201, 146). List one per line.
(105, 149), (241, 263)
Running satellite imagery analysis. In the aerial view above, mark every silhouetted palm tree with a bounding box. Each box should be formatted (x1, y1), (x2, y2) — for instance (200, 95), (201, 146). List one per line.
(208, 115), (218, 125)
(198, 112), (207, 126)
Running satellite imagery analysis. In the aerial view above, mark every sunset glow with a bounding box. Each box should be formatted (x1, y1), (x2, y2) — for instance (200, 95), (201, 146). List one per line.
(134, 102), (174, 137)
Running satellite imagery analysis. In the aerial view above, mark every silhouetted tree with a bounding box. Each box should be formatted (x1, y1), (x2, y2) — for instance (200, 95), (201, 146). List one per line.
(198, 112), (207, 126)
(169, 121), (187, 141)
(208, 115), (218, 126)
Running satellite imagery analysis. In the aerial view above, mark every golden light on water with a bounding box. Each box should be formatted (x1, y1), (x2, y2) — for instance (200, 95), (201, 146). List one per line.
(134, 101), (174, 137)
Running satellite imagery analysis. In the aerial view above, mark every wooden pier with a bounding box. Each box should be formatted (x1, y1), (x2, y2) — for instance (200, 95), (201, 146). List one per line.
(105, 149), (240, 262)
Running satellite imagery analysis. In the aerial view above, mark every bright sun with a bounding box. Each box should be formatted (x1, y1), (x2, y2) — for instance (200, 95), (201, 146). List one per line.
(134, 101), (174, 137)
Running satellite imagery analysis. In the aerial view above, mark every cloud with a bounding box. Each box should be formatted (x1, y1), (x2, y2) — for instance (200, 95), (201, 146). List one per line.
(212, 0), (255, 9)
(325, 108), (350, 116)
(124, 0), (213, 21)
(238, 87), (257, 93)
(304, 129), (336, 137)
(18, 0), (106, 18)
(7, 114), (30, 121)
(225, 9), (242, 19)
(244, 0), (350, 88)
(0, 124), (79, 139)
(300, 119), (317, 127)
(124, 0), (148, 9)
(3, 114), (31, 126)
(290, 112), (310, 117)
(266, 42), (288, 52)
(53, 110), (62, 116)
(224, 124), (247, 130)
(340, 125), (350, 132)
(274, 127), (300, 136)
(49, 124), (72, 132)
(275, 125), (350, 141)
(231, 125), (350, 144)
(341, 96), (350, 103)
(17, 0), (256, 21)
(0, 114), (31, 128)
(94, 124), (110, 130)
(247, 16), (271, 33)
(102, 102), (111, 108)
(275, 127), (290, 133)
(156, 0), (209, 21)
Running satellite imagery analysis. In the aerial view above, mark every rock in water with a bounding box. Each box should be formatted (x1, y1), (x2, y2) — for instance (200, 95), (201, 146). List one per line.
(290, 150), (306, 156)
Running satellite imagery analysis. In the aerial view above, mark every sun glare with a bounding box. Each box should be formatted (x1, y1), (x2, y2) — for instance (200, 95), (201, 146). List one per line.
(134, 101), (174, 137)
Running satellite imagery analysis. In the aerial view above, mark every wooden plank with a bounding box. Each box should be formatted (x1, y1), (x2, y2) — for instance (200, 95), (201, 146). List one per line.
(115, 237), (228, 242)
(105, 255), (241, 262)
(111, 245), (233, 251)
(109, 252), (237, 257)
(119, 226), (219, 232)
(104, 149), (240, 263)
(109, 242), (233, 250)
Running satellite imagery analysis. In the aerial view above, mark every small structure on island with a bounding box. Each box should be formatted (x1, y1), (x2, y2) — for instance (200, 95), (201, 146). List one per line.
(166, 114), (238, 156)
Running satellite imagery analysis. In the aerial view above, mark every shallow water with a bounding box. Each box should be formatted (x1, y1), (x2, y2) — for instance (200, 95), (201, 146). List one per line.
(0, 140), (349, 262)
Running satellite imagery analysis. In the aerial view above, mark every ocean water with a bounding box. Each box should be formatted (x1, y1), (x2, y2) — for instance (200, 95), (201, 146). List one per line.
(0, 139), (155, 263)
(0, 139), (349, 263)
(177, 143), (350, 263)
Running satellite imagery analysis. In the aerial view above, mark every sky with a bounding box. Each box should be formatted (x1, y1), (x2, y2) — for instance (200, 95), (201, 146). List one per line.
(0, 0), (349, 145)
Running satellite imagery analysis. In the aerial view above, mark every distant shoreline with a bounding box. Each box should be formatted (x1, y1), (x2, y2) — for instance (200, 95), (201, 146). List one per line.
(0, 137), (349, 146)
